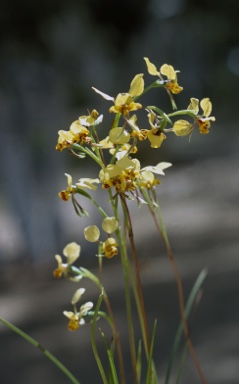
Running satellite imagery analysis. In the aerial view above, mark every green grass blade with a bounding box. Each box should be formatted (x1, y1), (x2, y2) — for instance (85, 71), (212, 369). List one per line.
(91, 292), (109, 384)
(146, 319), (158, 384)
(165, 268), (208, 384)
(99, 328), (119, 384)
(0, 316), (81, 384)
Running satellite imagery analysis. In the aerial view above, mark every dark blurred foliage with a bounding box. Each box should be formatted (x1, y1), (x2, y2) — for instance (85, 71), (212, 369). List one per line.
(0, 0), (238, 263)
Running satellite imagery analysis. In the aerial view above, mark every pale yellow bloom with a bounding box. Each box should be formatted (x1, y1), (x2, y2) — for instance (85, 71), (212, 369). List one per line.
(92, 74), (144, 116)
(102, 237), (119, 258)
(53, 242), (81, 278)
(78, 109), (101, 127)
(137, 170), (160, 189)
(63, 288), (93, 331)
(56, 121), (90, 151)
(109, 93), (142, 115)
(137, 162), (172, 189)
(99, 156), (140, 193)
(56, 130), (77, 152)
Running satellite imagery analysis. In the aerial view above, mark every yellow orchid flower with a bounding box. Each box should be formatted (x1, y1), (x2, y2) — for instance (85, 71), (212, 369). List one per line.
(56, 120), (90, 151)
(144, 57), (183, 94)
(58, 173), (75, 201)
(102, 237), (119, 258)
(137, 170), (160, 189)
(99, 157), (140, 193)
(92, 74), (144, 116)
(53, 242), (81, 278)
(188, 98), (216, 134)
(63, 288), (93, 331)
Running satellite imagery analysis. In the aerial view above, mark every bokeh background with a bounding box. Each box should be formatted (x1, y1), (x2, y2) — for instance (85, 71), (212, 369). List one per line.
(0, 0), (239, 383)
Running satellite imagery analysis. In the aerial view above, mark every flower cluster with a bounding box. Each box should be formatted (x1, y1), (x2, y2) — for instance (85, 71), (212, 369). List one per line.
(54, 56), (215, 321)
(53, 57), (215, 384)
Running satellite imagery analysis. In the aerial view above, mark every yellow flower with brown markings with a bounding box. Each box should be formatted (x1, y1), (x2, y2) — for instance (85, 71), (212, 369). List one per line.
(102, 237), (119, 258)
(188, 98), (216, 134)
(144, 57), (183, 94)
(53, 242), (81, 278)
(63, 288), (93, 331)
(56, 121), (90, 151)
(92, 73), (144, 116)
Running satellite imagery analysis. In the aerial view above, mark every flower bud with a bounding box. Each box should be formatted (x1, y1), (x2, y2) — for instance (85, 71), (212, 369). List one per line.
(172, 120), (193, 136)
(102, 217), (119, 234)
(84, 225), (100, 242)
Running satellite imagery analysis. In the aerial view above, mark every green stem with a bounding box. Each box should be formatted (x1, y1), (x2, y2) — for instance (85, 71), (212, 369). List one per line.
(168, 110), (197, 119)
(134, 80), (165, 101)
(72, 144), (104, 167)
(0, 316), (81, 384)
(120, 195), (150, 355)
(109, 190), (138, 384)
(75, 266), (125, 384)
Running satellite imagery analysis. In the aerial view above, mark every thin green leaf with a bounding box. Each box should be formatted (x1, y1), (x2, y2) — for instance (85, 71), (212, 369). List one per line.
(91, 292), (109, 384)
(165, 268), (208, 384)
(99, 328), (119, 384)
(0, 316), (81, 384)
(146, 319), (157, 384)
(175, 343), (188, 384)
